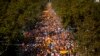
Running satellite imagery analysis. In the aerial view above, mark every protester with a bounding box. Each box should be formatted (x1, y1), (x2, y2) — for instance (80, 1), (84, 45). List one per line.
(21, 2), (76, 56)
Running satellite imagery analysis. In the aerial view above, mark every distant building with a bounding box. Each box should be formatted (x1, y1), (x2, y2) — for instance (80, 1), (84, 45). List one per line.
(95, 0), (99, 2)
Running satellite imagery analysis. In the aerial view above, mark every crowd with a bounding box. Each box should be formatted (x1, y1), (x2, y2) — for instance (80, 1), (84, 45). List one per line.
(21, 2), (76, 56)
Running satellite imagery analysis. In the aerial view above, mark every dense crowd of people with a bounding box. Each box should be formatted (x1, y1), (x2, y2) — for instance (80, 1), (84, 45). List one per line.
(21, 2), (76, 56)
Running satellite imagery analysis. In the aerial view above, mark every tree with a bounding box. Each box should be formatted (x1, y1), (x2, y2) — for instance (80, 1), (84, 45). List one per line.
(62, 0), (100, 56)
(0, 0), (42, 55)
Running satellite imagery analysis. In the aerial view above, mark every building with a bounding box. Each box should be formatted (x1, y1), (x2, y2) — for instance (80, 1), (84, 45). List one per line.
(95, 0), (99, 2)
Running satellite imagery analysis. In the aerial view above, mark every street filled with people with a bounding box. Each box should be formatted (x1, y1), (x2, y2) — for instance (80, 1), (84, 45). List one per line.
(21, 2), (76, 56)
